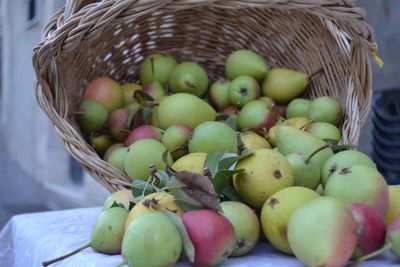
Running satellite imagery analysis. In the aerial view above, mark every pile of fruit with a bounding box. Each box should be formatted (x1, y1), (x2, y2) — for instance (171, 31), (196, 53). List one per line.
(43, 50), (400, 267)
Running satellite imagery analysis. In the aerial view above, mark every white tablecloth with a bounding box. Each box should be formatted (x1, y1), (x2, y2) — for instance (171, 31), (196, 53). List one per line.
(0, 207), (398, 267)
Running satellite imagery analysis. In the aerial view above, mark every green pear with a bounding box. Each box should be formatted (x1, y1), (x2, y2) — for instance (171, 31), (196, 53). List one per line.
(276, 126), (333, 169)
(143, 82), (165, 101)
(221, 201), (260, 257)
(103, 189), (133, 210)
(106, 147), (128, 173)
(89, 134), (115, 156)
(286, 144), (330, 190)
(325, 165), (389, 217)
(262, 68), (309, 104)
(157, 93), (216, 129)
(286, 98), (311, 118)
(103, 143), (123, 161)
(139, 53), (177, 85)
(124, 139), (173, 181)
(287, 197), (358, 267)
(42, 207), (128, 266)
(169, 62), (209, 97)
(188, 121), (237, 153)
(229, 76), (261, 108)
(161, 124), (193, 160)
(121, 83), (142, 106)
(208, 80), (231, 111)
(226, 49), (268, 80)
(321, 150), (376, 188)
(309, 96), (342, 125)
(119, 212), (182, 267)
(305, 122), (341, 144)
(237, 100), (276, 131)
(76, 100), (108, 132)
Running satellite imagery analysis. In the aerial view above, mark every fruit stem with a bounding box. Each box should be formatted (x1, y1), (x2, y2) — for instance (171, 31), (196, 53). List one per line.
(42, 242), (91, 266)
(305, 143), (331, 164)
(299, 120), (314, 130)
(308, 68), (323, 79)
(236, 132), (245, 155)
(151, 57), (155, 81)
(356, 242), (392, 262)
(114, 259), (128, 267)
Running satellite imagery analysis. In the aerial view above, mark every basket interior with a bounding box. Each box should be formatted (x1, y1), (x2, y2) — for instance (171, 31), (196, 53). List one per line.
(58, 6), (353, 132)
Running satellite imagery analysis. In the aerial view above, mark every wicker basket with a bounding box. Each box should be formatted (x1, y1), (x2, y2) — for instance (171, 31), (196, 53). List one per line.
(33, 0), (376, 192)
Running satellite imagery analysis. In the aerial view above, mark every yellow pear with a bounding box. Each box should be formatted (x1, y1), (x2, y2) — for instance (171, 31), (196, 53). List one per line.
(283, 117), (311, 129)
(171, 152), (207, 174)
(385, 185), (400, 226)
(233, 149), (294, 209)
(125, 192), (183, 230)
(241, 131), (271, 151)
(260, 186), (320, 254)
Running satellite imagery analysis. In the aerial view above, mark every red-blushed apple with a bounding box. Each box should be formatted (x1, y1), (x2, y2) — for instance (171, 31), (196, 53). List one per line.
(108, 108), (130, 142)
(83, 77), (123, 112)
(221, 201), (260, 257)
(182, 210), (236, 267)
(124, 125), (162, 147)
(349, 203), (386, 259)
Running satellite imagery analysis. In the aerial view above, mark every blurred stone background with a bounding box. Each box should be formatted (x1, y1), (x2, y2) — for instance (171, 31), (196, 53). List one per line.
(0, 0), (399, 228)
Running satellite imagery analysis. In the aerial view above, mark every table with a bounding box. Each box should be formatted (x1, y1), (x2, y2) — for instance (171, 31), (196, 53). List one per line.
(0, 207), (398, 267)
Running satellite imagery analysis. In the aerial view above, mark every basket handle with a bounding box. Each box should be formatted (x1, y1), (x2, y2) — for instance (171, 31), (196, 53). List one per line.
(65, 0), (100, 19)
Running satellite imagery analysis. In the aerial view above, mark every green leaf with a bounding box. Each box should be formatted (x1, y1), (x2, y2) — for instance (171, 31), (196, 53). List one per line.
(110, 201), (126, 209)
(132, 195), (144, 203)
(163, 175), (185, 191)
(173, 190), (202, 211)
(215, 114), (229, 121)
(221, 185), (243, 202)
(142, 106), (154, 125)
(126, 107), (140, 126)
(205, 151), (225, 176)
(163, 210), (195, 263)
(331, 143), (357, 153)
(213, 169), (244, 195)
(133, 90), (154, 104)
(131, 179), (156, 197)
(128, 201), (135, 211)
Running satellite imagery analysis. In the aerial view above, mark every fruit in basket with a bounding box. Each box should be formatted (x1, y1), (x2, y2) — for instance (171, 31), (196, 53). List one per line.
(276, 126), (333, 169)
(208, 80), (231, 111)
(169, 62), (209, 97)
(385, 186), (400, 226)
(108, 108), (130, 142)
(240, 131), (271, 151)
(221, 201), (260, 257)
(286, 98), (311, 118)
(288, 197), (357, 267)
(357, 217), (400, 261)
(282, 117), (311, 129)
(83, 77), (123, 112)
(142, 81), (165, 101)
(325, 165), (389, 216)
(260, 186), (319, 254)
(124, 139), (173, 181)
(161, 124), (193, 160)
(228, 76), (260, 107)
(106, 147), (128, 173)
(125, 192), (183, 230)
(262, 68), (309, 104)
(349, 203), (386, 259)
(139, 53), (178, 86)
(225, 49), (268, 80)
(321, 150), (376, 188)
(182, 209), (236, 267)
(305, 122), (341, 144)
(171, 152), (206, 174)
(42, 207), (129, 266)
(103, 143), (123, 161)
(123, 125), (163, 147)
(237, 99), (276, 131)
(233, 149), (294, 209)
(76, 100), (108, 132)
(121, 212), (182, 267)
(286, 144), (331, 190)
(121, 83), (142, 106)
(309, 96), (342, 125)
(103, 189), (133, 210)
(89, 134), (115, 156)
(157, 93), (216, 129)
(188, 121), (237, 153)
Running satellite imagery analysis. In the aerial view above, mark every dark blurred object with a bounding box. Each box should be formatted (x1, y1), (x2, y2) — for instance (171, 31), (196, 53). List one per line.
(69, 156), (83, 184)
(371, 88), (400, 184)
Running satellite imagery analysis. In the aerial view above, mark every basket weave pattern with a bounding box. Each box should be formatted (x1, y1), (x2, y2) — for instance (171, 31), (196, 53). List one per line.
(33, 0), (375, 192)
